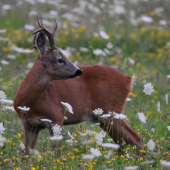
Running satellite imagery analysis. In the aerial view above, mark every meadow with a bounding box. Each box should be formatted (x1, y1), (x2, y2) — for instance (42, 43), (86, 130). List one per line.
(0, 0), (170, 169)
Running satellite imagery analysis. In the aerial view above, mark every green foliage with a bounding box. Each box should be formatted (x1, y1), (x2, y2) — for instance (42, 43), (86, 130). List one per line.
(0, 10), (170, 170)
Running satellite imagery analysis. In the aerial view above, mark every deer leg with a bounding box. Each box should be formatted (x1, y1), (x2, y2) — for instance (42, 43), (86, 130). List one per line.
(47, 123), (56, 150)
(99, 118), (143, 152)
(51, 119), (63, 160)
(24, 126), (40, 155)
(24, 129), (31, 155)
(30, 129), (40, 150)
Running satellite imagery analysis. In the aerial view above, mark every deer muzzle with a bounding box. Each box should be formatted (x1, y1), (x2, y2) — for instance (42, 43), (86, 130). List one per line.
(71, 69), (83, 78)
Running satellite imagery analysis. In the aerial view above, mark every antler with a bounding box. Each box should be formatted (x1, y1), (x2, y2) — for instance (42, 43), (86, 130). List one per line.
(32, 16), (58, 49)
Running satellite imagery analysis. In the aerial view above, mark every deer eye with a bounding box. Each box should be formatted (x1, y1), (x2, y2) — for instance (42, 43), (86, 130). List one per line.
(58, 59), (64, 63)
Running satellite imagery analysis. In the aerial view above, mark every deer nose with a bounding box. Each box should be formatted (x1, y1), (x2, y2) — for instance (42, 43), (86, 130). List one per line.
(75, 69), (83, 77)
(71, 69), (83, 78)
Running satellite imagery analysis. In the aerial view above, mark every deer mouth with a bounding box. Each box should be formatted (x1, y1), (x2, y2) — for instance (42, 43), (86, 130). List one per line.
(71, 69), (83, 78)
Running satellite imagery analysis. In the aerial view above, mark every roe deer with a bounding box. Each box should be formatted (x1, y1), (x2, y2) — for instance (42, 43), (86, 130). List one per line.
(14, 18), (143, 155)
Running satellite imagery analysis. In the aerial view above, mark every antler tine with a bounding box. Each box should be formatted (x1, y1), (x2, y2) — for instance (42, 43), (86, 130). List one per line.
(39, 18), (56, 49)
(32, 16), (57, 49)
(32, 17), (44, 35)
(37, 16), (42, 28)
(51, 20), (58, 35)
(39, 17), (52, 34)
(32, 28), (44, 35)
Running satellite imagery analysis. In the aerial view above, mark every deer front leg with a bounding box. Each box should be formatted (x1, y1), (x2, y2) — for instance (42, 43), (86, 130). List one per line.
(47, 123), (56, 150)
(30, 130), (40, 150)
(24, 127), (40, 155)
(49, 119), (64, 159)
(99, 118), (143, 153)
(24, 129), (31, 155)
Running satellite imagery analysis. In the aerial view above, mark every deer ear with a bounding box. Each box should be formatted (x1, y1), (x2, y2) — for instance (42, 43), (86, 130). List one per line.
(33, 31), (48, 55)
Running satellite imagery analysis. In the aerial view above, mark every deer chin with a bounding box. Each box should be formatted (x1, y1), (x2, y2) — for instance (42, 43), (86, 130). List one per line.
(70, 75), (79, 79)
(60, 75), (80, 80)
(55, 75), (79, 80)
(56, 69), (82, 80)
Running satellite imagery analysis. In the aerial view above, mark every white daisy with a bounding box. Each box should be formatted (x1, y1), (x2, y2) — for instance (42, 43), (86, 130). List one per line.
(52, 124), (62, 136)
(50, 135), (63, 141)
(79, 47), (89, 52)
(141, 15), (153, 23)
(0, 91), (7, 99)
(143, 83), (154, 95)
(80, 130), (94, 137)
(107, 138), (113, 142)
(138, 112), (147, 123)
(17, 106), (30, 113)
(0, 99), (13, 105)
(106, 149), (113, 159)
(100, 114), (111, 119)
(99, 31), (110, 39)
(0, 135), (7, 147)
(166, 94), (168, 105)
(167, 126), (170, 131)
(0, 29), (6, 33)
(64, 116), (68, 120)
(1, 60), (9, 65)
(19, 143), (25, 150)
(40, 119), (52, 123)
(124, 166), (139, 170)
(61, 102), (73, 114)
(93, 108), (103, 116)
(151, 128), (155, 132)
(126, 98), (131, 101)
(101, 143), (120, 149)
(94, 134), (103, 145)
(29, 149), (40, 156)
(0, 135), (7, 143)
(24, 24), (35, 31)
(132, 75), (137, 85)
(99, 131), (106, 138)
(93, 49), (106, 56)
(141, 160), (155, 165)
(114, 113), (127, 120)
(128, 57), (135, 65)
(82, 140), (93, 145)
(65, 139), (77, 146)
(106, 42), (113, 49)
(157, 101), (160, 112)
(159, 20), (167, 25)
(147, 139), (155, 151)
(82, 154), (95, 160)
(0, 123), (5, 134)
(90, 148), (102, 157)
(2, 106), (15, 112)
(160, 160), (170, 167)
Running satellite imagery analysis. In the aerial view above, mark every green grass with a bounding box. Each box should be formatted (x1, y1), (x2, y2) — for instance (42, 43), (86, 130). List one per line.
(0, 10), (170, 170)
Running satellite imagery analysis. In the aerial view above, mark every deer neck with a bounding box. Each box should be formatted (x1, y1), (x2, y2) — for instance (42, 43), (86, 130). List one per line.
(15, 59), (52, 108)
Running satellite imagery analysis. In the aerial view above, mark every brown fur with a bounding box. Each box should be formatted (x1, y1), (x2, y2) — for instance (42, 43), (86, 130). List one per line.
(14, 60), (143, 155)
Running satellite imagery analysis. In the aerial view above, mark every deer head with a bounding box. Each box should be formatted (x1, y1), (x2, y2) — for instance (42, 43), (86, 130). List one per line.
(32, 17), (82, 80)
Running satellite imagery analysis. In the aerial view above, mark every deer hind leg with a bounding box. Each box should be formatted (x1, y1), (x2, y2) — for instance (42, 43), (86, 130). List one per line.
(99, 118), (143, 152)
